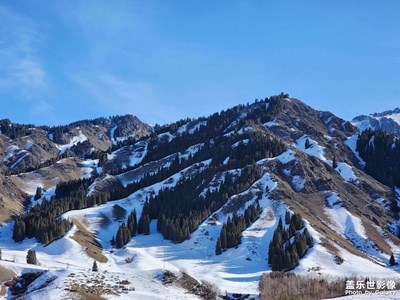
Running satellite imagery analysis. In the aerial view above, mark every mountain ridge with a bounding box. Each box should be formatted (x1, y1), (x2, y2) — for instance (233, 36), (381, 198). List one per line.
(1, 95), (400, 299)
(352, 107), (400, 136)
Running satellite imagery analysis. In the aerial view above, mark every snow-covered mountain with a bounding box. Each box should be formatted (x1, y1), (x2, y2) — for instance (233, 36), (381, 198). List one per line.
(1, 95), (400, 299)
(352, 108), (400, 135)
(0, 115), (152, 223)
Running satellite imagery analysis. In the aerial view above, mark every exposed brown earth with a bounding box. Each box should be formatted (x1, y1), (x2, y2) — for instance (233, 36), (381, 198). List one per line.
(71, 218), (108, 263)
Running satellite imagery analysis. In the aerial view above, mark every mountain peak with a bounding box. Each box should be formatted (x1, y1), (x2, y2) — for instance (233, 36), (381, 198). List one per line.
(352, 107), (400, 135)
(370, 107), (400, 118)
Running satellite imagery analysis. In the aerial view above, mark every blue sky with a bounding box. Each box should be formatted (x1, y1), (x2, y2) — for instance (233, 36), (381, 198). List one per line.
(1, 1), (399, 126)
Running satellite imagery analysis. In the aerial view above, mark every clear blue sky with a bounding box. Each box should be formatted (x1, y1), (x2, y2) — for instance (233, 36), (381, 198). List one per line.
(1, 1), (399, 126)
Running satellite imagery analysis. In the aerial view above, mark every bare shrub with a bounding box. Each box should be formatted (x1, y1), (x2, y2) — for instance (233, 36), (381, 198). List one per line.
(259, 272), (343, 300)
(201, 280), (219, 300)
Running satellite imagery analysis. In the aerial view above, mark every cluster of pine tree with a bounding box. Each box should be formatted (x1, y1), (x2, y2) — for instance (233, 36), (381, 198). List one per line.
(141, 93), (288, 166)
(13, 212), (72, 244)
(13, 178), (107, 244)
(356, 129), (400, 188)
(268, 212), (314, 271)
(151, 164), (264, 243)
(239, 93), (288, 126)
(112, 210), (137, 248)
(106, 128), (285, 200)
(0, 119), (33, 139)
(216, 204), (262, 255)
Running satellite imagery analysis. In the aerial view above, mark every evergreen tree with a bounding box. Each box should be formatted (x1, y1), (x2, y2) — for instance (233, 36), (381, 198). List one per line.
(288, 221), (296, 237)
(277, 217), (283, 233)
(0, 248), (2, 260)
(285, 211), (291, 224)
(40, 232), (49, 245)
(138, 215), (144, 234)
(390, 253), (396, 266)
(295, 234), (307, 258)
(220, 225), (227, 249)
(34, 187), (43, 201)
(305, 139), (311, 149)
(216, 238), (222, 255)
(27, 249), (38, 265)
(291, 213), (304, 230)
(143, 214), (150, 235)
(92, 260), (98, 272)
(304, 228), (314, 247)
(116, 225), (125, 248)
(290, 245), (299, 267)
(127, 209), (137, 237)
(332, 156), (338, 169)
(13, 219), (26, 242)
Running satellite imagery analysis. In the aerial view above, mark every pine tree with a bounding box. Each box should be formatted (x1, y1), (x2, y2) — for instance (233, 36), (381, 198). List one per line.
(0, 248), (2, 260)
(288, 221), (296, 237)
(116, 225), (124, 248)
(332, 156), (338, 169)
(216, 238), (222, 255)
(13, 219), (26, 242)
(40, 232), (49, 245)
(34, 186), (43, 201)
(282, 230), (289, 243)
(291, 213), (304, 230)
(27, 249), (38, 265)
(127, 209), (137, 237)
(143, 215), (150, 235)
(92, 260), (98, 272)
(304, 228), (314, 247)
(277, 217), (283, 233)
(390, 253), (396, 266)
(138, 215), (144, 234)
(295, 234), (307, 258)
(220, 225), (227, 249)
(285, 211), (291, 224)
(305, 138), (311, 149)
(290, 245), (299, 268)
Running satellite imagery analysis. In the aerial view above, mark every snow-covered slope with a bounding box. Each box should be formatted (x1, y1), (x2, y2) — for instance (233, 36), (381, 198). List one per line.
(1, 96), (400, 299)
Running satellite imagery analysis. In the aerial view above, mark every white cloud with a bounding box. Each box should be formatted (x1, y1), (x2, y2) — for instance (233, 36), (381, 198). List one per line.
(0, 5), (47, 92)
(0, 4), (53, 121)
(3, 57), (46, 91)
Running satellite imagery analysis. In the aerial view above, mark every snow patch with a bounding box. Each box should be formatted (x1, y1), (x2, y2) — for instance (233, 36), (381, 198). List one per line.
(324, 193), (386, 262)
(295, 135), (327, 162)
(275, 149), (296, 164)
(345, 134), (366, 168)
(335, 162), (358, 183)
(3, 144), (20, 162)
(25, 140), (33, 150)
(57, 131), (88, 155)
